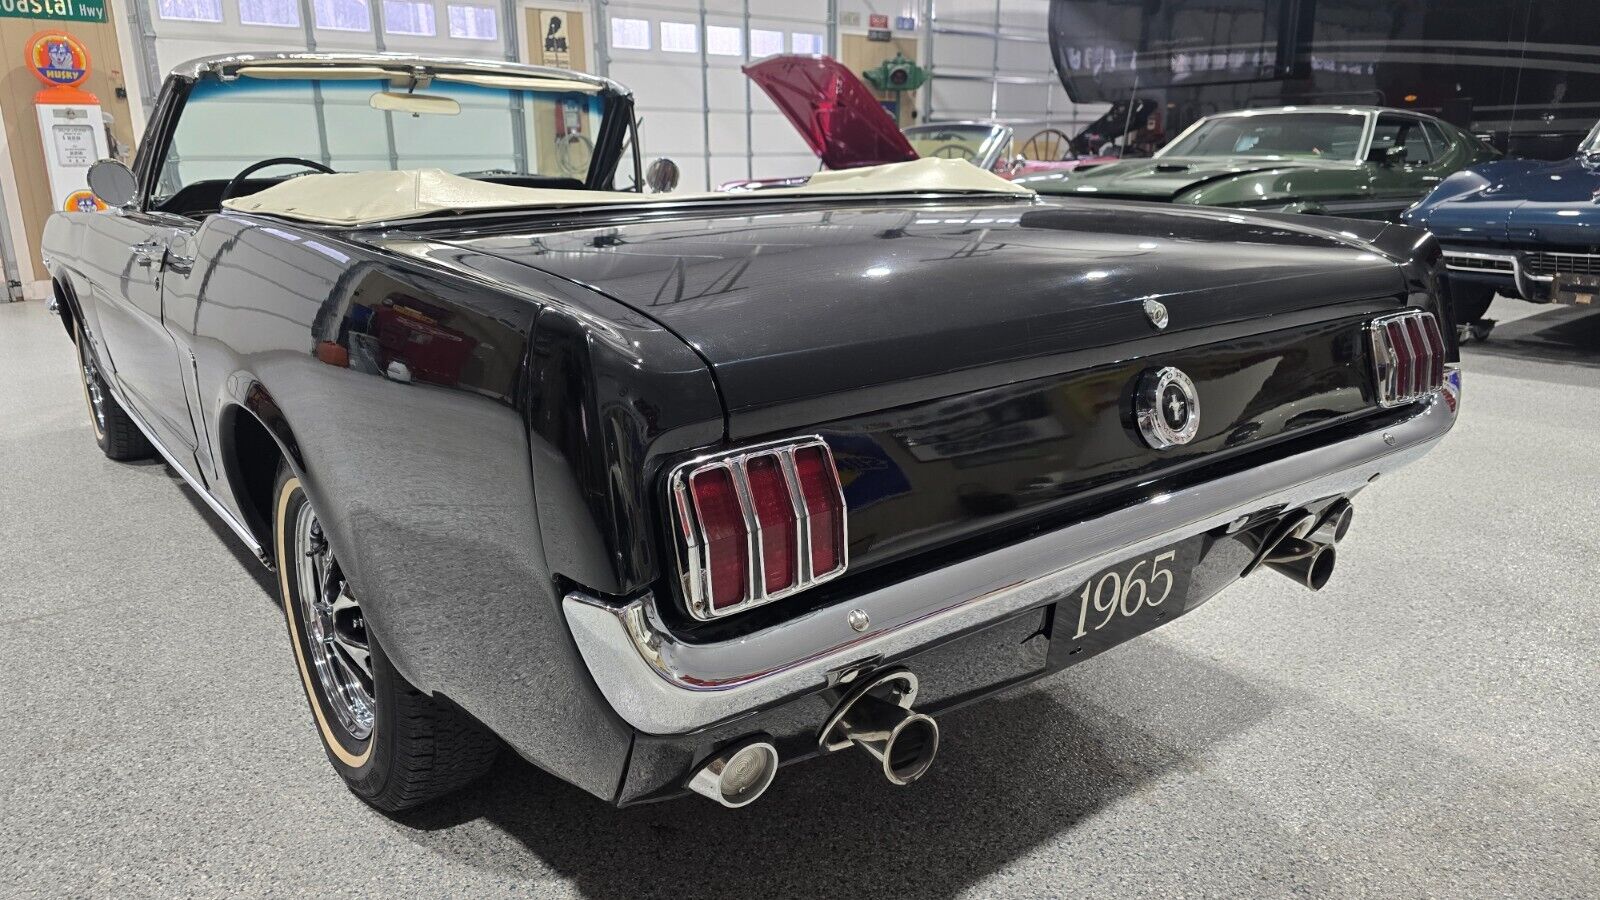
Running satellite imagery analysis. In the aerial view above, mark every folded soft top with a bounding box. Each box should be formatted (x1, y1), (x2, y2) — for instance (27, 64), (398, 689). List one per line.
(220, 158), (1032, 226)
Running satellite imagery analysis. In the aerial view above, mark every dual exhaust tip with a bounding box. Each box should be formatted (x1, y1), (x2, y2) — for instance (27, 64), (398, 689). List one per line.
(688, 669), (940, 807)
(1248, 500), (1354, 591)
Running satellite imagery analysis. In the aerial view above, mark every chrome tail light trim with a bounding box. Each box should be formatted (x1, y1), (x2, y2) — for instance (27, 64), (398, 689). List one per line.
(668, 436), (848, 621)
(1369, 309), (1445, 408)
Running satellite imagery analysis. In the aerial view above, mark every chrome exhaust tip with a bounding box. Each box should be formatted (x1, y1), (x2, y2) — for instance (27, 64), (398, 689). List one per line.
(820, 669), (940, 785)
(1263, 537), (1337, 591)
(686, 737), (779, 808)
(1311, 500), (1354, 545)
(1240, 510), (1316, 579)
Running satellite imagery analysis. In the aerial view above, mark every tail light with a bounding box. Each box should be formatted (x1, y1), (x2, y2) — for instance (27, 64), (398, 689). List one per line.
(1369, 310), (1446, 408)
(669, 437), (848, 620)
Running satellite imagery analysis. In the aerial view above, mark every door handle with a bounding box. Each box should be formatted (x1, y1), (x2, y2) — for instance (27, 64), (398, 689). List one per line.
(131, 239), (165, 267)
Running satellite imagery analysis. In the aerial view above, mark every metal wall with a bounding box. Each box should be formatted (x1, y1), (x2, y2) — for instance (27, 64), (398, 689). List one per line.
(923, 0), (1108, 148)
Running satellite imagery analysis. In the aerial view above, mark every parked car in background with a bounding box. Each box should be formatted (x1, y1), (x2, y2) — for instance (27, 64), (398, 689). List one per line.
(45, 52), (1459, 815)
(1020, 106), (1497, 220)
(1404, 118), (1600, 339)
(721, 54), (1118, 190)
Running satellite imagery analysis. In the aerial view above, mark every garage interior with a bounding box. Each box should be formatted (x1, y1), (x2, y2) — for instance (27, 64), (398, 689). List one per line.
(3, 295), (1595, 894)
(2, 0), (1598, 896)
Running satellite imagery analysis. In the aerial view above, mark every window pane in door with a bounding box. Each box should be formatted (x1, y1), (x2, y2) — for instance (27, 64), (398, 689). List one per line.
(661, 21), (697, 53)
(610, 17), (650, 50)
(790, 32), (823, 54)
(239, 0), (300, 27)
(447, 5), (498, 39)
(750, 28), (783, 58)
(384, 0), (436, 35)
(707, 25), (742, 56)
(314, 0), (372, 31)
(157, 0), (222, 22)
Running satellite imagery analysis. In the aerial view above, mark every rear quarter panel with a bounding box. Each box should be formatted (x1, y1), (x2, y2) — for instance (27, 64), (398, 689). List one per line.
(162, 212), (722, 799)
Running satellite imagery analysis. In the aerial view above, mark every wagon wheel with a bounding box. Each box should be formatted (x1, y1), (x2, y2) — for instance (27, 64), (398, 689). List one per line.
(931, 143), (976, 161)
(1021, 128), (1074, 161)
(556, 132), (594, 176)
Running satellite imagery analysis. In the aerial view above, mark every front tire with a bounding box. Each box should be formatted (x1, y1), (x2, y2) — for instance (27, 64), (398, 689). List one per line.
(273, 467), (498, 811)
(74, 319), (154, 461)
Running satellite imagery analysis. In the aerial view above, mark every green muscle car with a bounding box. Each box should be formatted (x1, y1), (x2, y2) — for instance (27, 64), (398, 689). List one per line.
(1019, 106), (1497, 220)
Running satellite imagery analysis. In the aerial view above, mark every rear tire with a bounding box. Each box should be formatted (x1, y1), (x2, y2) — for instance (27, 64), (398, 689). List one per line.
(1450, 281), (1496, 325)
(73, 318), (154, 461)
(272, 466), (498, 811)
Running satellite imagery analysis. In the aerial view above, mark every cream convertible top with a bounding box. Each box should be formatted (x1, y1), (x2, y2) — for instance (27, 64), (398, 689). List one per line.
(221, 158), (1032, 226)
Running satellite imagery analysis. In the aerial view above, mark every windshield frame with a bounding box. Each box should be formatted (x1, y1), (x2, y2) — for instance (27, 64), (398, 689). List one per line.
(1579, 119), (1600, 154)
(1155, 109), (1376, 163)
(133, 54), (639, 216)
(902, 121), (1013, 170)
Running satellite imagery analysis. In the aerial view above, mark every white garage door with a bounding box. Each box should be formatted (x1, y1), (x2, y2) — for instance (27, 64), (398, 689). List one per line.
(924, 0), (1108, 153)
(601, 0), (830, 190)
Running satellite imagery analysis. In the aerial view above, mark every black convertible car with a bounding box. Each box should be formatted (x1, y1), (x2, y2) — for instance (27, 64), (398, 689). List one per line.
(44, 53), (1459, 811)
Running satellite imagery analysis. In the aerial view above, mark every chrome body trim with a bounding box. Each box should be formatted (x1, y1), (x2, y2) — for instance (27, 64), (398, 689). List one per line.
(666, 435), (847, 621)
(1134, 366), (1201, 449)
(1441, 248), (1554, 301)
(170, 51), (630, 96)
(565, 386), (1459, 735)
(91, 349), (270, 566)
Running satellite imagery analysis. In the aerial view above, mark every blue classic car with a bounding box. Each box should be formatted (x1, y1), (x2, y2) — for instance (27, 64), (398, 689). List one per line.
(1405, 120), (1600, 339)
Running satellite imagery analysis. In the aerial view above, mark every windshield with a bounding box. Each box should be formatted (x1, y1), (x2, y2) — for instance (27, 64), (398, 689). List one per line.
(902, 124), (1006, 166)
(1161, 113), (1369, 161)
(154, 73), (628, 206)
(1581, 120), (1600, 154)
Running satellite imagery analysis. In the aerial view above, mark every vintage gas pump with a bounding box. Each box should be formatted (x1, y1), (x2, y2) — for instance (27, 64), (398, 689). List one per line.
(555, 92), (593, 177)
(27, 30), (109, 214)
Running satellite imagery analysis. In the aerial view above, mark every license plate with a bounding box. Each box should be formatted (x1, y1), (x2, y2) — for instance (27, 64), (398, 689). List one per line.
(1555, 274), (1600, 305)
(1053, 539), (1200, 663)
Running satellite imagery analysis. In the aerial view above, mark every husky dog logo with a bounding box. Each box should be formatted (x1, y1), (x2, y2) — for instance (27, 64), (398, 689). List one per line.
(28, 31), (91, 88)
(48, 41), (74, 70)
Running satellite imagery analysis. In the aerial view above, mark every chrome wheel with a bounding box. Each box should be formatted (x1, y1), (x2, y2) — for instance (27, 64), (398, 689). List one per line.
(292, 504), (375, 741)
(81, 355), (107, 434)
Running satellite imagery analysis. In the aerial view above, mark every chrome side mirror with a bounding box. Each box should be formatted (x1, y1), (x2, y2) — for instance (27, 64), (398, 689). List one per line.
(645, 157), (680, 193)
(87, 158), (137, 209)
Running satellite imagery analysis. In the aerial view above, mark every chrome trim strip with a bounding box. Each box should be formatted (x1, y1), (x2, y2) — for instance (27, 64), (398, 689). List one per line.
(1441, 249), (1553, 301)
(170, 51), (629, 95)
(103, 373), (269, 566)
(566, 389), (1458, 735)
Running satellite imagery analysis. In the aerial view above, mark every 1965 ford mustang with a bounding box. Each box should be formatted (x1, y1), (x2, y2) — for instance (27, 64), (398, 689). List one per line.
(44, 53), (1460, 812)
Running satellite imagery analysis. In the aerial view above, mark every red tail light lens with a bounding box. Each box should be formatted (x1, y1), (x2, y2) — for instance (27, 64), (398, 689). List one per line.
(795, 446), (844, 577)
(688, 467), (748, 611)
(1369, 310), (1446, 408)
(745, 455), (798, 595)
(670, 437), (849, 620)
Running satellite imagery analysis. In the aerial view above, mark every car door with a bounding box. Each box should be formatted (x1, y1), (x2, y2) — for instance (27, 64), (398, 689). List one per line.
(78, 200), (201, 459)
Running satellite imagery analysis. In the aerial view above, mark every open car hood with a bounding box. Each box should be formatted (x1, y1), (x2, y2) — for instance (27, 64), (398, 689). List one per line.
(743, 55), (917, 170)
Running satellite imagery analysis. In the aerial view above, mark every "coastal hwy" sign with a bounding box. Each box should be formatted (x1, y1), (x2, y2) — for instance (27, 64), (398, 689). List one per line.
(0, 0), (107, 24)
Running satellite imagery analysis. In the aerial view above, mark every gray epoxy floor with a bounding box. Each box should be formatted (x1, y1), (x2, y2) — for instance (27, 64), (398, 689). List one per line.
(1, 298), (1595, 899)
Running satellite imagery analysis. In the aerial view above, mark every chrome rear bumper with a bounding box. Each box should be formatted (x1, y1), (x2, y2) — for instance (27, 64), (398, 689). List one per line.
(565, 380), (1459, 736)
